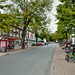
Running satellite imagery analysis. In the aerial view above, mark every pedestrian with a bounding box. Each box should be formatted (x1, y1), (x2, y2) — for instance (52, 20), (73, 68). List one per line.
(12, 44), (14, 50)
(8, 44), (10, 51)
(10, 45), (12, 51)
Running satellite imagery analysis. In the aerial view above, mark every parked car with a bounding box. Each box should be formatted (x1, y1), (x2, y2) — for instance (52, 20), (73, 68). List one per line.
(38, 41), (45, 45)
(41, 42), (45, 45)
(37, 42), (43, 46)
(32, 42), (36, 46)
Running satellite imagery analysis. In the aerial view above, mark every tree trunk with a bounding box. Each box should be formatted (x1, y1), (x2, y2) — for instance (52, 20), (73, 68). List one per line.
(36, 36), (38, 43)
(21, 17), (30, 49)
(21, 27), (27, 49)
(42, 38), (43, 41)
(35, 33), (38, 45)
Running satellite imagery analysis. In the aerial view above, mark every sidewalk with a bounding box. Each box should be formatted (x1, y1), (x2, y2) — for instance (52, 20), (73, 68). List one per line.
(50, 44), (75, 75)
(0, 46), (37, 57)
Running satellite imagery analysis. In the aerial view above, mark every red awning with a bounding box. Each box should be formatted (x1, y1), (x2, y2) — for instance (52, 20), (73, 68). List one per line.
(0, 36), (19, 40)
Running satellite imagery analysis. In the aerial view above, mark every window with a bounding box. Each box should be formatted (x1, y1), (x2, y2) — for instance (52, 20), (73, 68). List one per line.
(15, 40), (19, 45)
(13, 33), (15, 37)
(10, 33), (12, 36)
(16, 29), (18, 32)
(13, 28), (16, 32)
(3, 31), (5, 34)
(16, 34), (18, 37)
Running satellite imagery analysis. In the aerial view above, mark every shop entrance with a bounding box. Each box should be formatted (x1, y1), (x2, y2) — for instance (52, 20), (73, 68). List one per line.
(0, 37), (19, 52)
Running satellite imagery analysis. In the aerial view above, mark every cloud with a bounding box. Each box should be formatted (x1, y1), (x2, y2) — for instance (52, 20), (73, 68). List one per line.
(49, 0), (61, 33)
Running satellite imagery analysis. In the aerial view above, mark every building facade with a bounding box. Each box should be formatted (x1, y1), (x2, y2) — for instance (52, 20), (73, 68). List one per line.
(0, 27), (36, 52)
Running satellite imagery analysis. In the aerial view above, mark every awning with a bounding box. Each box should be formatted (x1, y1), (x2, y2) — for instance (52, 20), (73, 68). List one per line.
(0, 36), (19, 40)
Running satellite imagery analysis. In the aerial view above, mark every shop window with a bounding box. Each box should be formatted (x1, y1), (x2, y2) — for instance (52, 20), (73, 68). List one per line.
(15, 40), (19, 45)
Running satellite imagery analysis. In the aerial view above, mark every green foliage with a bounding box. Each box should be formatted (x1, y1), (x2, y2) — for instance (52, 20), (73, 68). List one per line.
(0, 13), (13, 32)
(0, 0), (53, 48)
(49, 33), (58, 42)
(56, 0), (75, 40)
(0, 0), (52, 30)
(39, 27), (47, 40)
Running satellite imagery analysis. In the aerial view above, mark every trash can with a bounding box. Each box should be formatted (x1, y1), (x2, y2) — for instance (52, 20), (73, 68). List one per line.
(2, 47), (5, 52)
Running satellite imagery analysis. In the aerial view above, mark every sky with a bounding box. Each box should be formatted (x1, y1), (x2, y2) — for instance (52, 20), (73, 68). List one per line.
(48, 0), (61, 33)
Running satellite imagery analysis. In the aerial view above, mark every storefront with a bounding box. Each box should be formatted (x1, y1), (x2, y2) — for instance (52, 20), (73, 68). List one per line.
(0, 36), (19, 52)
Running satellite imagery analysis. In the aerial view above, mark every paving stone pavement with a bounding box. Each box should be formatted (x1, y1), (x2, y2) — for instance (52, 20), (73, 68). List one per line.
(50, 44), (75, 75)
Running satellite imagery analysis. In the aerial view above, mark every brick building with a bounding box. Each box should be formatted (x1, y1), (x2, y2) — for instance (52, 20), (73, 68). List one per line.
(0, 27), (36, 52)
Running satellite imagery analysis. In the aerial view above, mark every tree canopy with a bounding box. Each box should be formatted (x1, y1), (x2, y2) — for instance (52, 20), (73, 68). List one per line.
(0, 0), (53, 48)
(56, 0), (75, 40)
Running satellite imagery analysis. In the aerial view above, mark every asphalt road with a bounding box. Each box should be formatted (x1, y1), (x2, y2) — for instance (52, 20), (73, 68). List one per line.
(0, 44), (56, 75)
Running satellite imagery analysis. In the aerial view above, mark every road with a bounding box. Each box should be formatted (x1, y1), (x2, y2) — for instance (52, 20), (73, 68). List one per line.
(0, 44), (56, 75)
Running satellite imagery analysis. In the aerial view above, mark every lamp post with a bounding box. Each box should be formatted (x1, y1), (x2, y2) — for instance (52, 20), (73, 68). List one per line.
(65, 27), (68, 47)
(72, 27), (75, 43)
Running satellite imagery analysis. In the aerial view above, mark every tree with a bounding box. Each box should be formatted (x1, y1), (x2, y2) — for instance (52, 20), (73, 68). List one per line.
(56, 0), (75, 40)
(0, 0), (53, 48)
(39, 27), (47, 40)
(49, 33), (58, 42)
(29, 21), (41, 44)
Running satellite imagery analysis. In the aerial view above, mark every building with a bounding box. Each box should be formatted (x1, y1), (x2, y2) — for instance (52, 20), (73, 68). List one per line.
(0, 27), (36, 52)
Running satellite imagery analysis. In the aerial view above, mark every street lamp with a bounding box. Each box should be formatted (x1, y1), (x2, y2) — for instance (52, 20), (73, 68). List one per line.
(72, 27), (75, 43)
(65, 27), (68, 47)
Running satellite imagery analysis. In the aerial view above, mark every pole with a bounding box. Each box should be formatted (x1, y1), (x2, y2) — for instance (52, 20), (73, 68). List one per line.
(27, 37), (28, 48)
(66, 31), (68, 47)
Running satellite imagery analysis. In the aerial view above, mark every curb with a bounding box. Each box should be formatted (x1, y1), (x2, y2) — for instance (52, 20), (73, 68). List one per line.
(50, 44), (63, 75)
(0, 46), (38, 57)
(50, 49), (55, 75)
